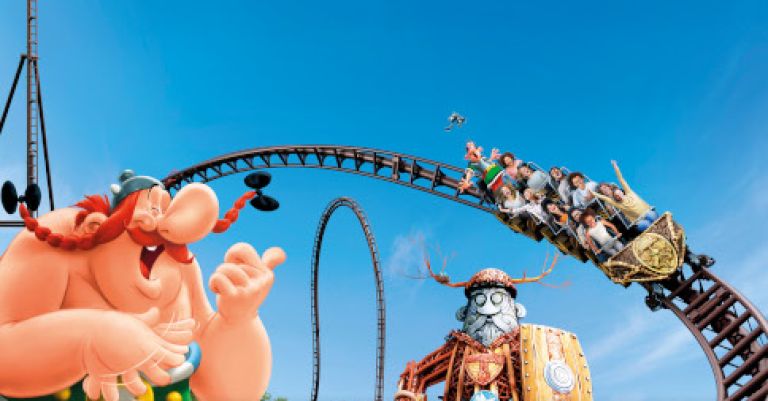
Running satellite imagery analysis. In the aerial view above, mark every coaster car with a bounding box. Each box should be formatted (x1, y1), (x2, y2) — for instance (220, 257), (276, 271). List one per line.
(600, 212), (686, 285)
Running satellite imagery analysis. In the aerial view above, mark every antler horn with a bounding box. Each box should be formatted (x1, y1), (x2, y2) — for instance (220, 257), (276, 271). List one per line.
(509, 253), (559, 284)
(424, 251), (467, 288)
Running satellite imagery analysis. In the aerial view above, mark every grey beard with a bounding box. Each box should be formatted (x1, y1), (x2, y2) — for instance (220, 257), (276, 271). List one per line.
(491, 312), (517, 332)
(465, 314), (488, 334)
(474, 322), (504, 346)
(464, 314), (517, 347)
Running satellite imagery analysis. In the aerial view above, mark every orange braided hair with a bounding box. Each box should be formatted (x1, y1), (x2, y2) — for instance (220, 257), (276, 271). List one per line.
(19, 192), (139, 251)
(212, 191), (257, 233)
(19, 189), (256, 251)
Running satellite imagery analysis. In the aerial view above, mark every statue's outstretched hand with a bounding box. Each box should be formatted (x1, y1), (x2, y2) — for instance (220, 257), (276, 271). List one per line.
(210, 243), (286, 324)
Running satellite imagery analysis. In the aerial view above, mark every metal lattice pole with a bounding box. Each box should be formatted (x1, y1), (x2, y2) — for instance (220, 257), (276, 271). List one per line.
(26, 0), (39, 187)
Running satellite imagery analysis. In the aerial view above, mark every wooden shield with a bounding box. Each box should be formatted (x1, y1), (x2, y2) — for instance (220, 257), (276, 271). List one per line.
(465, 350), (506, 386)
(519, 324), (592, 401)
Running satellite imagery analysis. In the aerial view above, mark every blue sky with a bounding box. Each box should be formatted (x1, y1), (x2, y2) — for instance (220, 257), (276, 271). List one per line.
(1, 1), (767, 400)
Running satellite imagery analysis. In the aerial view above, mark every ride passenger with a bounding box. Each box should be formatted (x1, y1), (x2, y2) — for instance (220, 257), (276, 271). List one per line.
(496, 183), (525, 214)
(597, 182), (619, 199)
(590, 160), (659, 231)
(581, 208), (624, 262)
(568, 172), (598, 208)
(508, 188), (548, 223)
(549, 167), (573, 204)
(568, 208), (589, 247)
(597, 182), (622, 216)
(541, 198), (570, 228)
(498, 152), (523, 183)
(518, 163), (552, 195)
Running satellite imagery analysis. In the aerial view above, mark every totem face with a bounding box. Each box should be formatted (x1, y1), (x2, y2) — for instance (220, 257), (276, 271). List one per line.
(457, 286), (526, 347)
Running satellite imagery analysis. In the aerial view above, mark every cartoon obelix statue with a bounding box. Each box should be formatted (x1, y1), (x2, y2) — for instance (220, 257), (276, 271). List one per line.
(0, 170), (285, 401)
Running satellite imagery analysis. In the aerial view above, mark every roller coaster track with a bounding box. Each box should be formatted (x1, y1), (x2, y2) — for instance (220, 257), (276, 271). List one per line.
(163, 145), (492, 210)
(649, 267), (768, 400)
(162, 144), (768, 400)
(310, 197), (386, 401)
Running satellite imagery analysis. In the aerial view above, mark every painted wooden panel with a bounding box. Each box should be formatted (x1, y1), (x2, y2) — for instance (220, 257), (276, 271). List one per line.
(520, 324), (593, 401)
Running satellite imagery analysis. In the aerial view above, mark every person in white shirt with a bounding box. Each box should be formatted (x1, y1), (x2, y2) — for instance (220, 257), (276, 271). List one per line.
(581, 209), (624, 261)
(496, 184), (525, 213)
(509, 188), (548, 223)
(518, 164), (552, 195)
(568, 172), (598, 208)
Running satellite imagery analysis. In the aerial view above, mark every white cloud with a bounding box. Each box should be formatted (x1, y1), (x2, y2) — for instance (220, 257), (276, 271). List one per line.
(585, 308), (655, 363)
(633, 327), (694, 369)
(596, 326), (696, 387)
(384, 228), (430, 279)
(585, 300), (702, 389)
(746, 174), (768, 211)
(721, 240), (768, 311)
(686, 163), (768, 311)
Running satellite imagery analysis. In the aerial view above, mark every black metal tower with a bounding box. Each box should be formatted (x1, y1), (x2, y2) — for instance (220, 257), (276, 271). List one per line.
(0, 0), (54, 226)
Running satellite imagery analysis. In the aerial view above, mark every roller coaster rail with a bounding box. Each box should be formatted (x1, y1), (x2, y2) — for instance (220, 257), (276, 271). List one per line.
(160, 144), (767, 400)
(310, 197), (386, 401)
(163, 145), (491, 209)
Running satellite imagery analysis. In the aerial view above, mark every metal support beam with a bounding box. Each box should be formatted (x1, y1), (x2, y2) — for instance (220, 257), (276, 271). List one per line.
(0, 221), (24, 227)
(0, 55), (26, 135)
